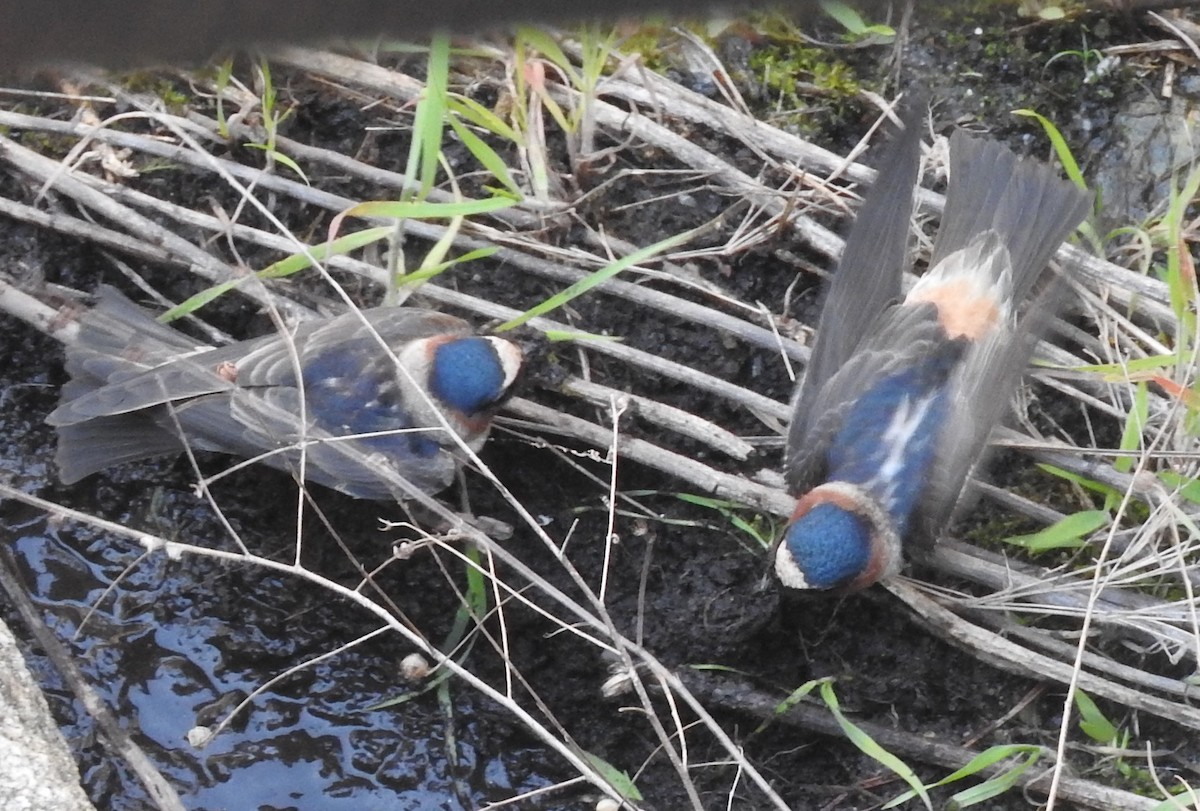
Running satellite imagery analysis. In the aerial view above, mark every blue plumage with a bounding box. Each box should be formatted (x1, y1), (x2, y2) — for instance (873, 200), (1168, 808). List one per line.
(776, 110), (1092, 592)
(780, 361), (954, 591)
(430, 337), (510, 415)
(781, 504), (872, 590)
(301, 342), (439, 460)
(48, 287), (523, 499)
(825, 358), (956, 535)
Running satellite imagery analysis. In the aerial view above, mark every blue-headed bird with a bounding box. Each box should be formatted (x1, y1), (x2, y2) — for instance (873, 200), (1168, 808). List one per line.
(776, 109), (1091, 591)
(47, 287), (523, 500)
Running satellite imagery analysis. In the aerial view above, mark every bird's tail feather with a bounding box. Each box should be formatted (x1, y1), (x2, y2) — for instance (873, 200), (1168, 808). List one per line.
(930, 132), (1091, 303)
(55, 413), (184, 484)
(911, 132), (1092, 545)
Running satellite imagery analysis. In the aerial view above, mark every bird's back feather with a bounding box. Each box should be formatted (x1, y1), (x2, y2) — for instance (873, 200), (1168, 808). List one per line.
(785, 99), (926, 492)
(48, 287), (488, 499)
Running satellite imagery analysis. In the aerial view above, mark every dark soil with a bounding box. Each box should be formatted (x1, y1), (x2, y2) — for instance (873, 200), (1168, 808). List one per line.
(0, 5), (1194, 811)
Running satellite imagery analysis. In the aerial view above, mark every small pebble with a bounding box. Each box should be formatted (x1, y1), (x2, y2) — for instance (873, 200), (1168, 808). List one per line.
(186, 726), (213, 747)
(400, 652), (432, 681)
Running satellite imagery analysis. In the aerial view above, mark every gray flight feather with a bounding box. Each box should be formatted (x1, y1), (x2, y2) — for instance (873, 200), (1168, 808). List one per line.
(784, 100), (926, 493)
(48, 286), (477, 499)
(911, 132), (1092, 543)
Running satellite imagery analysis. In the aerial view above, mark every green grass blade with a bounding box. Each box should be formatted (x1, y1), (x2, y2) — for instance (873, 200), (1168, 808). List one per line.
(1004, 509), (1109, 552)
(1114, 381), (1148, 475)
(1158, 470), (1200, 505)
(820, 681), (933, 811)
(1151, 791), (1200, 811)
(542, 329), (624, 342)
(674, 493), (773, 547)
(676, 494), (736, 508)
(1012, 109), (1088, 190)
(1162, 163), (1200, 376)
(244, 143), (310, 184)
(159, 226), (394, 320)
(447, 94), (521, 143)
(422, 34), (451, 194)
(820, 0), (870, 34)
(404, 152), (469, 282)
(819, 0), (894, 37)
(1074, 689), (1119, 743)
(885, 745), (1042, 808)
(1036, 463), (1123, 502)
(516, 27), (581, 86)
(752, 677), (827, 734)
(495, 225), (700, 332)
(342, 197), (517, 220)
(1066, 354), (1185, 376)
(947, 749), (1042, 808)
(582, 752), (643, 801)
(447, 114), (522, 198)
(398, 246), (500, 284)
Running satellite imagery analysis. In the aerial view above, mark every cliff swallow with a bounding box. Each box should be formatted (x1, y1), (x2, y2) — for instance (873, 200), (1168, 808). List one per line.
(776, 111), (1091, 591)
(47, 286), (523, 499)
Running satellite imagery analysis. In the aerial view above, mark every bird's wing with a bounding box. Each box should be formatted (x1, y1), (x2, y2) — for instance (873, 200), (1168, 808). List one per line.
(911, 133), (1091, 541)
(785, 302), (954, 493)
(49, 292), (471, 425)
(172, 387), (456, 498)
(785, 100), (925, 488)
(229, 306), (471, 389)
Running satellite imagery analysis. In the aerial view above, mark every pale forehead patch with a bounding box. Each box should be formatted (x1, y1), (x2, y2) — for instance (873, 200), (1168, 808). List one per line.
(484, 336), (524, 390)
(774, 543), (811, 589)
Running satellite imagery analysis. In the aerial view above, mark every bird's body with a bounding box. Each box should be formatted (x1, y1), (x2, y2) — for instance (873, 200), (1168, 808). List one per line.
(47, 287), (523, 500)
(776, 116), (1092, 592)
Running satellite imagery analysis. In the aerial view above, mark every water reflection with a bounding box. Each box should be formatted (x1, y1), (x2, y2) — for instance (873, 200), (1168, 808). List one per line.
(6, 508), (565, 810)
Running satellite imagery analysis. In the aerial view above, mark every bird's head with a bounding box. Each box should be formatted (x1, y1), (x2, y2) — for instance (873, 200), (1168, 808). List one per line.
(425, 335), (524, 416)
(774, 481), (901, 592)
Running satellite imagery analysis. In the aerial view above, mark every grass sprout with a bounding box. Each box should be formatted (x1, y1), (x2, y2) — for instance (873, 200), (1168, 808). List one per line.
(495, 222), (702, 332)
(818, 0), (896, 42)
(817, 681), (933, 810)
(1004, 509), (1111, 552)
(886, 745), (1044, 809)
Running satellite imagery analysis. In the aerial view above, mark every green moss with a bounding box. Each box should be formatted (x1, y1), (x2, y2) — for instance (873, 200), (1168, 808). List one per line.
(961, 513), (1032, 547)
(118, 72), (191, 114)
(926, 0), (1016, 23)
(759, 45), (858, 96)
(748, 42), (861, 129)
(615, 19), (673, 73)
(15, 129), (77, 156)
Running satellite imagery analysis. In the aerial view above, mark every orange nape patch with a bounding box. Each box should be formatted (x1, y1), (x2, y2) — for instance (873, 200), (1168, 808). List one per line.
(790, 482), (866, 522)
(907, 279), (1001, 341)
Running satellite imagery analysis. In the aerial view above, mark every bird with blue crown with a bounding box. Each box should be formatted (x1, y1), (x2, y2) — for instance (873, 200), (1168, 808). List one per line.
(776, 101), (1092, 592)
(47, 287), (523, 500)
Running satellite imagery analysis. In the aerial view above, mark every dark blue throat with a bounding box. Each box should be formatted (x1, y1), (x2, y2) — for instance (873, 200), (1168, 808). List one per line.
(429, 337), (506, 414)
(300, 342), (439, 459)
(783, 504), (872, 589)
